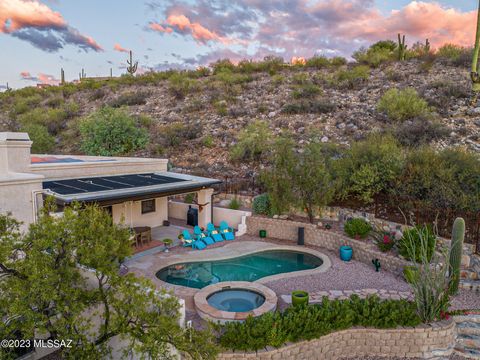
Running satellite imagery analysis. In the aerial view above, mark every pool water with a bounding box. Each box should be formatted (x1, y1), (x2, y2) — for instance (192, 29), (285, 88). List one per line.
(156, 250), (323, 289)
(207, 289), (265, 312)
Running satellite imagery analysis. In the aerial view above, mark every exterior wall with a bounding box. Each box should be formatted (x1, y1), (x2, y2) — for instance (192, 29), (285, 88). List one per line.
(112, 197), (168, 228)
(30, 156), (168, 180)
(0, 179), (43, 229)
(217, 321), (455, 360)
(168, 201), (252, 229)
(246, 216), (408, 275)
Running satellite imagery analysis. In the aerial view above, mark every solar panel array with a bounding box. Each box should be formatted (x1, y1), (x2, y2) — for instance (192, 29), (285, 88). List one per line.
(43, 173), (187, 195)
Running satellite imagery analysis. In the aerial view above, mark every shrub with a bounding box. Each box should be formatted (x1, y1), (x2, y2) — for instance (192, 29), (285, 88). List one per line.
(22, 124), (55, 153)
(305, 56), (330, 69)
(168, 73), (197, 99)
(344, 218), (372, 239)
(291, 72), (309, 85)
(17, 107), (67, 134)
(393, 119), (449, 147)
(230, 120), (273, 162)
(377, 88), (431, 122)
(228, 198), (241, 210)
(161, 122), (201, 147)
(330, 57), (347, 66)
(79, 107), (148, 156)
(282, 99), (335, 114)
(109, 91), (149, 107)
(398, 225), (436, 262)
(353, 43), (395, 68)
(436, 44), (464, 61)
(371, 226), (396, 252)
(334, 65), (370, 89)
(252, 194), (271, 215)
(184, 193), (195, 204)
(220, 295), (420, 351)
(44, 96), (64, 108)
(211, 59), (236, 74)
(291, 83), (322, 99)
(202, 134), (215, 148)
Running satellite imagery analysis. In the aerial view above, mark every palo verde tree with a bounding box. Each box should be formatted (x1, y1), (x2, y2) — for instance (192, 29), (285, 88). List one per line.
(0, 201), (218, 360)
(472, 0), (480, 96)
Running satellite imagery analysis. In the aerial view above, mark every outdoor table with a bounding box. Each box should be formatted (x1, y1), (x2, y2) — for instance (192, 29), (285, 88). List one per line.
(132, 226), (152, 246)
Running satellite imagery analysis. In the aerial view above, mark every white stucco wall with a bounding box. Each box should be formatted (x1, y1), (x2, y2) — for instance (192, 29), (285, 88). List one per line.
(168, 201), (251, 229)
(112, 197), (168, 228)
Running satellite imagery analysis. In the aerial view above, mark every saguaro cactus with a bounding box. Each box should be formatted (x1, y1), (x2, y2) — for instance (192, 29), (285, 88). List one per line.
(472, 0), (480, 94)
(127, 50), (138, 75)
(60, 68), (65, 85)
(425, 39), (430, 53)
(398, 33), (407, 61)
(448, 217), (465, 295)
(79, 68), (86, 81)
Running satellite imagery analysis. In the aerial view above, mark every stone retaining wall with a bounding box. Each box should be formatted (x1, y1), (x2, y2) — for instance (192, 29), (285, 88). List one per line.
(247, 216), (408, 276)
(217, 321), (455, 360)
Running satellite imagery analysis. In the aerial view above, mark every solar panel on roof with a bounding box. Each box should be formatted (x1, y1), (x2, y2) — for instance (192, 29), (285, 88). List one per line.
(43, 173), (187, 196)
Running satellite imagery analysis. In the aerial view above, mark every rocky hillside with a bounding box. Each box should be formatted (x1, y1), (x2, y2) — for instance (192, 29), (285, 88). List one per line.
(0, 58), (478, 182)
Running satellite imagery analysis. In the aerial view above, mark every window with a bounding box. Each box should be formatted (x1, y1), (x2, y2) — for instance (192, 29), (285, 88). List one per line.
(141, 199), (156, 214)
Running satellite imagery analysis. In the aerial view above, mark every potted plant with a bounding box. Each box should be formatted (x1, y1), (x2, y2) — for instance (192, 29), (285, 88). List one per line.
(324, 223), (332, 230)
(162, 238), (173, 252)
(259, 229), (267, 238)
(340, 245), (353, 261)
(291, 290), (309, 307)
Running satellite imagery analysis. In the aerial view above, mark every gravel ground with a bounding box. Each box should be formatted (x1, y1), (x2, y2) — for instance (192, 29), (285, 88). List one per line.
(264, 248), (411, 295)
(450, 288), (480, 311)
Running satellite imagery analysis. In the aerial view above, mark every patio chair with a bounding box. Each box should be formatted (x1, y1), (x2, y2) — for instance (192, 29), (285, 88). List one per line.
(193, 226), (214, 245)
(219, 221), (235, 241)
(181, 229), (207, 250)
(206, 222), (224, 242)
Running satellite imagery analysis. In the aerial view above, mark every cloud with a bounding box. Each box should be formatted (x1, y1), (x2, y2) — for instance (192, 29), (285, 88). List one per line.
(113, 43), (129, 53)
(1, 0), (102, 52)
(20, 71), (59, 85)
(146, 0), (476, 66)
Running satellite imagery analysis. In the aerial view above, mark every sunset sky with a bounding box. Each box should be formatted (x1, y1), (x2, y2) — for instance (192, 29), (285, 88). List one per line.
(0, 0), (477, 89)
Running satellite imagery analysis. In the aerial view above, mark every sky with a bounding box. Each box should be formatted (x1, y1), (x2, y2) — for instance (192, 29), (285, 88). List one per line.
(0, 0), (478, 89)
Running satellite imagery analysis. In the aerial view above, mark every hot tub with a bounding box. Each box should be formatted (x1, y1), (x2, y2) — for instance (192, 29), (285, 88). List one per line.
(194, 282), (277, 323)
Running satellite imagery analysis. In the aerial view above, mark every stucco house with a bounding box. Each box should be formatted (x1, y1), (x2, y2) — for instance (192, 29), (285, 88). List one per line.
(0, 132), (221, 231)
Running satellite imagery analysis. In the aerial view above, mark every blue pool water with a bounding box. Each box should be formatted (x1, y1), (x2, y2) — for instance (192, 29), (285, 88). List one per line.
(156, 250), (323, 289)
(207, 289), (265, 312)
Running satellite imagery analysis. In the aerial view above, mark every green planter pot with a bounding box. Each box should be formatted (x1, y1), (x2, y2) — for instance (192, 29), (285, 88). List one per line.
(403, 266), (419, 284)
(291, 290), (309, 307)
(259, 229), (267, 238)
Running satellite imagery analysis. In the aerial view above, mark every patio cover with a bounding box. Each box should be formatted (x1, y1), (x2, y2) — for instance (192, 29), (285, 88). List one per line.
(42, 172), (221, 206)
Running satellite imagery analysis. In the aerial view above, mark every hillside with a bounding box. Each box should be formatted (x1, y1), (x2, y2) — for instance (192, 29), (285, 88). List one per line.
(0, 57), (478, 183)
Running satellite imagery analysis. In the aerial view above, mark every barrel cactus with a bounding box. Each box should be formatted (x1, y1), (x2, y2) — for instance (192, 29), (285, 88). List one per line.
(448, 217), (465, 295)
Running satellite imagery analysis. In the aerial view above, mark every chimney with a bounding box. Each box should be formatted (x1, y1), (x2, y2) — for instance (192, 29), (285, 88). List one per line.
(0, 132), (32, 175)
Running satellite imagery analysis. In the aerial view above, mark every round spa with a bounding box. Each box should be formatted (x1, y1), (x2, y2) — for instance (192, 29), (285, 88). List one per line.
(194, 282), (277, 323)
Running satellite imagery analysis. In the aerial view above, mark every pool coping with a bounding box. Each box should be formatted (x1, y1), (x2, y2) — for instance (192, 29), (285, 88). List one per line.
(134, 242), (331, 295)
(194, 281), (278, 323)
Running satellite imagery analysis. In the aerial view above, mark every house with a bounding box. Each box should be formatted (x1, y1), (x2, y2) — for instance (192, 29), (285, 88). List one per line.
(0, 132), (221, 231)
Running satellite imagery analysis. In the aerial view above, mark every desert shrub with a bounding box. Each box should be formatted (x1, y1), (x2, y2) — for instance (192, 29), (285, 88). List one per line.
(371, 227), (396, 252)
(271, 74), (285, 85)
(44, 96), (64, 108)
(230, 120), (273, 162)
(109, 91), (149, 107)
(291, 83), (322, 99)
(344, 218), (372, 239)
(282, 99), (335, 114)
(79, 107), (148, 156)
(214, 101), (228, 116)
(291, 72), (309, 85)
(393, 119), (449, 147)
(252, 193), (271, 215)
(437, 44), (464, 61)
(334, 65), (370, 89)
(21, 123), (55, 153)
(330, 56), (347, 66)
(398, 225), (436, 262)
(202, 134), (215, 148)
(305, 56), (330, 69)
(377, 88), (431, 122)
(17, 108), (67, 134)
(335, 134), (404, 203)
(10, 95), (43, 116)
(422, 80), (469, 113)
(89, 88), (107, 101)
(228, 198), (241, 210)
(353, 41), (395, 68)
(168, 73), (197, 100)
(220, 295), (420, 351)
(161, 122), (201, 147)
(211, 59), (236, 74)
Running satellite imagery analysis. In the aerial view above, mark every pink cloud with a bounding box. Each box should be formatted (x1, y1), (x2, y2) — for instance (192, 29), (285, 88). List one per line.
(20, 71), (59, 85)
(149, 22), (173, 33)
(0, 0), (102, 52)
(0, 0), (65, 33)
(113, 43), (129, 53)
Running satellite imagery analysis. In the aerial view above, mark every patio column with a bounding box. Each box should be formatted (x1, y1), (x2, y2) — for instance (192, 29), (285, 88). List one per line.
(197, 188), (213, 229)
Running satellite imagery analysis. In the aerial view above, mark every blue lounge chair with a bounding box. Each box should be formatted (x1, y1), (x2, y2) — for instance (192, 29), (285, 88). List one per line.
(206, 222), (224, 242)
(219, 221), (235, 241)
(182, 229), (206, 250)
(193, 226), (214, 245)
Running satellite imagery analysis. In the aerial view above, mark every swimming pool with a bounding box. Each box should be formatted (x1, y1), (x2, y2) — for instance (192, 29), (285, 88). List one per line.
(207, 289), (265, 312)
(156, 250), (324, 289)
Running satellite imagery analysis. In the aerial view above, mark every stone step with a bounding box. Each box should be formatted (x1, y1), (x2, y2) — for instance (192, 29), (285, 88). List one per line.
(455, 316), (480, 325)
(454, 344), (480, 359)
(457, 322), (480, 336)
(456, 333), (480, 351)
(460, 280), (480, 292)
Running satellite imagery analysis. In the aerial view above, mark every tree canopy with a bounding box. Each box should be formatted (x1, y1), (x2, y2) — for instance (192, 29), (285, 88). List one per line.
(0, 201), (218, 360)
